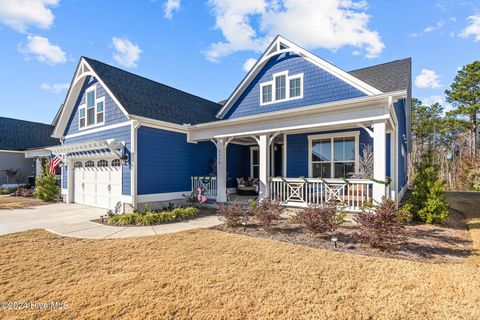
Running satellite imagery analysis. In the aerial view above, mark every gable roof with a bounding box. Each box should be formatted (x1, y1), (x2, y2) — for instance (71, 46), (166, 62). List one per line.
(348, 58), (411, 93)
(0, 117), (59, 151)
(216, 36), (384, 119)
(82, 57), (222, 125)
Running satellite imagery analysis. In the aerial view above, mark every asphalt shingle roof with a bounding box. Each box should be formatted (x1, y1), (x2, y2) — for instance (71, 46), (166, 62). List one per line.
(348, 58), (411, 93)
(0, 117), (59, 151)
(83, 57), (222, 125)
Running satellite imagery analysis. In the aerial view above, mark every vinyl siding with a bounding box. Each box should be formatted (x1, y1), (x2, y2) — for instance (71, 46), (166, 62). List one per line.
(224, 54), (366, 119)
(64, 76), (127, 136)
(63, 124), (132, 195)
(0, 151), (34, 184)
(395, 98), (408, 191)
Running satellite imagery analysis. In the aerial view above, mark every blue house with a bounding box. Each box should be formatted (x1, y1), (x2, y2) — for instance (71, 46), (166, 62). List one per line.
(50, 36), (411, 212)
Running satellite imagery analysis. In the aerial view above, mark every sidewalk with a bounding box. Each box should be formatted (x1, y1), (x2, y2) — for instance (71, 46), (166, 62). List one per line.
(46, 215), (222, 239)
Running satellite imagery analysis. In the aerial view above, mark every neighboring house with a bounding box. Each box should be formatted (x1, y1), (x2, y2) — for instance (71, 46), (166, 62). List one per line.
(50, 36), (411, 212)
(0, 117), (59, 186)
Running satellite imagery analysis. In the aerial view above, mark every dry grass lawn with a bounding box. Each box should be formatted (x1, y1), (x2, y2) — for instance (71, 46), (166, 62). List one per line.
(0, 196), (479, 319)
(0, 196), (48, 209)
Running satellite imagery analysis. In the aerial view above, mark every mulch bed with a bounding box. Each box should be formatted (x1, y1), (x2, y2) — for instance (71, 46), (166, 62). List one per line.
(212, 208), (473, 263)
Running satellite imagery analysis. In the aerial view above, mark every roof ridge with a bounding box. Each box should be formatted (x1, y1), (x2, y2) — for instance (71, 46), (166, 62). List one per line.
(82, 57), (222, 107)
(0, 116), (54, 127)
(349, 57), (411, 73)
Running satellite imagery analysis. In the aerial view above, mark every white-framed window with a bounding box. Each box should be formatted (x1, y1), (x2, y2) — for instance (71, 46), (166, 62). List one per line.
(261, 83), (273, 104)
(250, 146), (259, 178)
(85, 160), (95, 168)
(259, 71), (303, 106)
(74, 161), (83, 168)
(97, 159), (108, 167)
(78, 85), (105, 130)
(111, 159), (121, 167)
(308, 132), (359, 178)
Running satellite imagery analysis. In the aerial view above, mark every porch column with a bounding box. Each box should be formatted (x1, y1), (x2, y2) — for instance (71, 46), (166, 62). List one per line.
(66, 157), (74, 204)
(215, 138), (228, 202)
(373, 121), (386, 204)
(258, 134), (270, 199)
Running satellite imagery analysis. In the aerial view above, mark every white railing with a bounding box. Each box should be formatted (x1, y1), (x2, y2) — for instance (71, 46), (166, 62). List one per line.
(191, 176), (217, 199)
(269, 177), (377, 212)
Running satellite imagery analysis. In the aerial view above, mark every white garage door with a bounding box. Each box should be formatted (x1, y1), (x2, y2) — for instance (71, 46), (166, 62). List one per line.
(73, 159), (122, 209)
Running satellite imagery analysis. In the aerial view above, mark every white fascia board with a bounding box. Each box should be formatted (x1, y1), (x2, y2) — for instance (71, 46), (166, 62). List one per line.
(190, 105), (390, 141)
(53, 57), (130, 138)
(128, 115), (189, 133)
(24, 148), (52, 158)
(216, 36), (383, 118)
(195, 91), (405, 133)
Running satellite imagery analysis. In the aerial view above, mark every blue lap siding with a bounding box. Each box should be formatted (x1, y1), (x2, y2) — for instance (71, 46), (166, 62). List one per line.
(395, 99), (408, 191)
(223, 54), (366, 119)
(63, 124), (132, 195)
(64, 76), (127, 136)
(226, 144), (251, 188)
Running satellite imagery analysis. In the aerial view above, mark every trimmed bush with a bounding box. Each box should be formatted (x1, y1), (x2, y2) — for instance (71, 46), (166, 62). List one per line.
(106, 207), (199, 226)
(252, 198), (283, 231)
(33, 174), (59, 201)
(296, 205), (340, 234)
(354, 197), (405, 248)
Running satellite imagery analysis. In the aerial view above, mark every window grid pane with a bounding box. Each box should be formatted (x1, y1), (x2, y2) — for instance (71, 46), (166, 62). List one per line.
(275, 75), (286, 100)
(87, 107), (95, 125)
(87, 91), (95, 107)
(289, 78), (301, 97)
(262, 85), (272, 103)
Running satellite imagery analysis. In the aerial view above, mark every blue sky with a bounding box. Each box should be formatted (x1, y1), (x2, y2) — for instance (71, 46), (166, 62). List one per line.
(0, 0), (479, 124)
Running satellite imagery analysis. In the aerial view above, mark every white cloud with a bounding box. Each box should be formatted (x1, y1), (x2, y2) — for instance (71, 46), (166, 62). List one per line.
(0, 0), (59, 33)
(39, 82), (69, 93)
(459, 15), (480, 42)
(422, 95), (444, 106)
(415, 69), (442, 89)
(423, 20), (445, 33)
(205, 0), (384, 61)
(242, 58), (257, 72)
(19, 35), (67, 64)
(164, 0), (180, 19)
(111, 37), (142, 68)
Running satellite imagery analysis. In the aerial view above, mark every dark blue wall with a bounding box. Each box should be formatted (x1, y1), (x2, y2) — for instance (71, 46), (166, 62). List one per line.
(64, 76), (128, 136)
(223, 53), (366, 119)
(64, 125), (132, 195)
(137, 127), (216, 194)
(395, 99), (408, 191)
(286, 128), (373, 178)
(226, 144), (250, 188)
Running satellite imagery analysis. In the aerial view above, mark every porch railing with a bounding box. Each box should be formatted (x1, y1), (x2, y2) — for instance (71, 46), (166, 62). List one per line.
(269, 177), (376, 212)
(191, 176), (217, 199)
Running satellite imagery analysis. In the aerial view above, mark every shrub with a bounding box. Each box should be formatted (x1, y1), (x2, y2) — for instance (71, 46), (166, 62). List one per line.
(217, 202), (247, 227)
(0, 188), (16, 195)
(407, 151), (449, 223)
(106, 207), (199, 225)
(354, 197), (404, 248)
(33, 174), (59, 201)
(252, 198), (283, 231)
(296, 205), (340, 234)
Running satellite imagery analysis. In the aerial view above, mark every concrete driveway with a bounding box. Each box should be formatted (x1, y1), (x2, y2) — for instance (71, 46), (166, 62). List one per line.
(0, 203), (221, 239)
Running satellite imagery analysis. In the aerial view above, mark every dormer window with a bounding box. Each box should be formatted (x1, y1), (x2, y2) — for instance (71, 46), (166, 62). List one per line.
(260, 71), (303, 106)
(78, 85), (105, 129)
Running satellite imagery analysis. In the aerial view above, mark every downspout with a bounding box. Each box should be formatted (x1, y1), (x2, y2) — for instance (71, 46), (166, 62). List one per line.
(131, 120), (141, 209)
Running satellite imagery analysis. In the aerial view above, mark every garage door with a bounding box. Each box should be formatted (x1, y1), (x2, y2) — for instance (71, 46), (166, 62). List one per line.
(73, 159), (122, 209)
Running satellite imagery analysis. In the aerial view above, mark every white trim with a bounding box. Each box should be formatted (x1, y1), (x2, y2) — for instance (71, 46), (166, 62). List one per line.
(64, 121), (133, 139)
(307, 131), (360, 178)
(283, 133), (287, 177)
(24, 148), (51, 158)
(260, 71), (304, 106)
(79, 85), (106, 131)
(250, 146), (259, 178)
(0, 149), (26, 153)
(217, 36), (383, 118)
(398, 183), (408, 202)
(129, 115), (188, 133)
(137, 191), (189, 203)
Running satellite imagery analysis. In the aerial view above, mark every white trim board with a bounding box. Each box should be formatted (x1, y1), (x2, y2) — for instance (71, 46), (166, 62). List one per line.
(137, 191), (189, 203)
(64, 121), (133, 140)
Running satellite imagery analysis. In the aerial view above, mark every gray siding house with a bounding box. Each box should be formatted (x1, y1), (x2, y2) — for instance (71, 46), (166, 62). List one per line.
(0, 117), (59, 186)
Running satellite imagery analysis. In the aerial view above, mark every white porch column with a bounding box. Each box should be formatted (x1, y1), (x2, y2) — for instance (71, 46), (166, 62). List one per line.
(258, 134), (270, 199)
(215, 138), (228, 202)
(66, 158), (74, 204)
(35, 158), (42, 177)
(373, 121), (386, 204)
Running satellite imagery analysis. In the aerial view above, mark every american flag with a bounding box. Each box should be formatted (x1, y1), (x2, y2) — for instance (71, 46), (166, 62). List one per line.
(49, 155), (62, 175)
